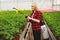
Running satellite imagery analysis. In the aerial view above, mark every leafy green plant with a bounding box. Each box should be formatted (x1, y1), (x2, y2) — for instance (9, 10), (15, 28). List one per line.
(43, 12), (60, 37)
(0, 10), (31, 40)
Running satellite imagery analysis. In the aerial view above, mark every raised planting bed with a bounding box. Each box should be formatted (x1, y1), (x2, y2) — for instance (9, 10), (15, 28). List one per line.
(0, 10), (31, 40)
(43, 12), (60, 40)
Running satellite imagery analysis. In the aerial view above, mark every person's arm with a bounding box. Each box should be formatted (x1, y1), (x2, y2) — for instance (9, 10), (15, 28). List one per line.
(27, 11), (42, 23)
(27, 17), (40, 23)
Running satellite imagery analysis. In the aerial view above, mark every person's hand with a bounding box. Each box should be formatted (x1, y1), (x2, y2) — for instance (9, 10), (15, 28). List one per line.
(26, 16), (31, 21)
(25, 15), (31, 21)
(25, 16), (30, 21)
(25, 16), (28, 18)
(27, 16), (31, 20)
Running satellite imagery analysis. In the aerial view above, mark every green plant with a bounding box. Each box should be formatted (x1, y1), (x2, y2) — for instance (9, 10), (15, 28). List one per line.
(43, 12), (60, 37)
(0, 10), (31, 40)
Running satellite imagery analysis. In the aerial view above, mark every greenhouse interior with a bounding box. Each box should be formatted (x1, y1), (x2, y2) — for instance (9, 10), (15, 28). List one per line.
(0, 0), (60, 40)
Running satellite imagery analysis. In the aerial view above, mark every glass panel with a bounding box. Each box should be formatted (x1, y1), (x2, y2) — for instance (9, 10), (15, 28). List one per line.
(53, 6), (60, 10)
(57, 0), (60, 4)
(54, 0), (60, 5)
(0, 0), (53, 10)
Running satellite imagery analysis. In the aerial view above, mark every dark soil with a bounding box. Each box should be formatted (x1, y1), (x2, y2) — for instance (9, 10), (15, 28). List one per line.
(0, 35), (4, 40)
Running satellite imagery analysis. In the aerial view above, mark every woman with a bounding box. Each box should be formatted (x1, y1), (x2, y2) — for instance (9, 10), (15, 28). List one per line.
(26, 3), (42, 40)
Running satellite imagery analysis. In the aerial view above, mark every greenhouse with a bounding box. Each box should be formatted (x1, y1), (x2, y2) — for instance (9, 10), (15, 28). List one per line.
(0, 0), (60, 40)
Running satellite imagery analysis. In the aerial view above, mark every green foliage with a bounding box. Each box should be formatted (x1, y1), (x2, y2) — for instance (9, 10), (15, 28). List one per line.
(43, 12), (60, 37)
(1, 10), (60, 39)
(0, 10), (31, 40)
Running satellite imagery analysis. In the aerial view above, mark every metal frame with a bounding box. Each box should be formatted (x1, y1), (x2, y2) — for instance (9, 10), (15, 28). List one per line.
(20, 22), (32, 40)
